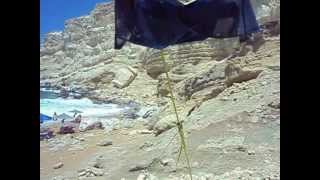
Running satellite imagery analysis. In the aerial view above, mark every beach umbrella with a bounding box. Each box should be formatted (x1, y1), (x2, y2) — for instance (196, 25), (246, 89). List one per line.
(114, 0), (260, 178)
(68, 109), (83, 114)
(40, 113), (52, 122)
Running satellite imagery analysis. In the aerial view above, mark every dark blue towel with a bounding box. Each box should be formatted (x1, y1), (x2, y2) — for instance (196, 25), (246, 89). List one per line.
(115, 0), (260, 49)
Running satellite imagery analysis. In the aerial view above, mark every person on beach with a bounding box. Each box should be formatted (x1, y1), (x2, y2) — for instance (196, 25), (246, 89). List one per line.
(73, 114), (82, 123)
(52, 112), (58, 121)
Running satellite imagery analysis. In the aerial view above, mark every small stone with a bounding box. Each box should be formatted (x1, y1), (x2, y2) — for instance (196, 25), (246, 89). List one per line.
(268, 100), (280, 109)
(140, 142), (154, 150)
(272, 90), (279, 94)
(261, 81), (268, 86)
(221, 97), (229, 101)
(91, 167), (104, 176)
(91, 161), (104, 169)
(129, 163), (149, 172)
(52, 176), (66, 180)
(78, 168), (86, 173)
(121, 131), (129, 135)
(264, 160), (270, 164)
(53, 162), (64, 169)
(160, 158), (175, 166)
(237, 146), (247, 152)
(138, 129), (153, 134)
(97, 140), (113, 147)
(248, 150), (255, 155)
(78, 171), (87, 177)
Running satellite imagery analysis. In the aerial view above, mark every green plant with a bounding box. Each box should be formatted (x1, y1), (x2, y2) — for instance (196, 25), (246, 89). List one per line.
(160, 51), (193, 180)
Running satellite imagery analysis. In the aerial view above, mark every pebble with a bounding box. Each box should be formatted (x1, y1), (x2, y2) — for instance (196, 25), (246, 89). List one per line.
(78, 171), (87, 177)
(129, 163), (149, 172)
(53, 162), (64, 169)
(91, 167), (104, 176)
(248, 150), (256, 155)
(78, 168), (86, 173)
(221, 97), (229, 101)
(139, 142), (154, 150)
(268, 101), (280, 109)
(52, 176), (66, 180)
(97, 140), (113, 147)
(77, 138), (85, 142)
(160, 158), (175, 166)
(237, 146), (247, 152)
(91, 161), (104, 169)
(138, 129), (153, 134)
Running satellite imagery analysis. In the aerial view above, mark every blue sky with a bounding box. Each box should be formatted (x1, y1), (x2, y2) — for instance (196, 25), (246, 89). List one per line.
(40, 0), (110, 40)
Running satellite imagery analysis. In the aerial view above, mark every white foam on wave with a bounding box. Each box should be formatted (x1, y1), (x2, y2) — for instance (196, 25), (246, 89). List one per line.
(40, 98), (123, 118)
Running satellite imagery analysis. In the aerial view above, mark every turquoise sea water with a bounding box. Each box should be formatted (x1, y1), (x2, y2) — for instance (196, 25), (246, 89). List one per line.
(40, 90), (124, 120)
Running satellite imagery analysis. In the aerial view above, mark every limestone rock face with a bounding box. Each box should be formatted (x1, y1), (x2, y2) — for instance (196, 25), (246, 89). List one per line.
(40, 2), (145, 97)
(40, 1), (280, 180)
(40, 1), (279, 105)
(251, 0), (280, 24)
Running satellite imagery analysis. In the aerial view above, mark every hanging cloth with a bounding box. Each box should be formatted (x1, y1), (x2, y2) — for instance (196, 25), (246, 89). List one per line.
(115, 0), (260, 49)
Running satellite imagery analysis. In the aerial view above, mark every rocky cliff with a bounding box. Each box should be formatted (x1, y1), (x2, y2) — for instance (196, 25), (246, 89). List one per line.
(40, 0), (279, 104)
(40, 1), (280, 179)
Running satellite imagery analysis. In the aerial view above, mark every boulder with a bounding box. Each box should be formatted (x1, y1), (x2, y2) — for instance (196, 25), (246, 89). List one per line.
(225, 64), (263, 86)
(58, 124), (75, 134)
(79, 120), (103, 132)
(153, 114), (177, 136)
(112, 66), (137, 89)
(180, 61), (227, 100)
(40, 127), (54, 140)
